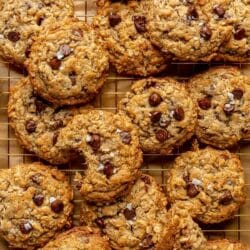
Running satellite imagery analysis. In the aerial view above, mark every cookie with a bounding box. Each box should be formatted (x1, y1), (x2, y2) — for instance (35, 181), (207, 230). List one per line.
(0, 162), (73, 249)
(216, 0), (250, 62)
(42, 227), (111, 250)
(93, 0), (167, 76)
(188, 67), (250, 149)
(0, 0), (74, 66)
(147, 0), (232, 61)
(80, 174), (170, 250)
(8, 77), (83, 165)
(166, 147), (246, 224)
(56, 110), (142, 202)
(161, 204), (206, 250)
(204, 239), (249, 250)
(27, 18), (109, 105)
(118, 77), (197, 154)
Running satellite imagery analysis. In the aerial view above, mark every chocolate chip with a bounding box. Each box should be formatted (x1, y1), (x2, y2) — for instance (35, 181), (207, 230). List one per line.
(33, 193), (44, 206)
(95, 218), (105, 228)
(219, 190), (233, 205)
(30, 174), (42, 185)
(149, 93), (162, 107)
(213, 6), (225, 18)
(51, 120), (64, 130)
(52, 131), (59, 145)
(69, 71), (77, 85)
(141, 235), (154, 249)
(141, 175), (151, 184)
(25, 120), (37, 133)
(20, 222), (33, 234)
(51, 199), (64, 213)
(198, 97), (211, 110)
(88, 134), (101, 150)
(173, 107), (185, 121)
(59, 44), (72, 58)
(232, 89), (244, 99)
(234, 26), (246, 40)
(103, 162), (114, 179)
(7, 31), (20, 42)
(155, 129), (168, 142)
(183, 174), (190, 183)
(35, 98), (47, 113)
(109, 13), (121, 27)
(37, 16), (44, 26)
(123, 207), (136, 220)
(133, 15), (146, 33)
(150, 111), (162, 123)
(186, 183), (199, 198)
(49, 57), (61, 70)
(200, 25), (212, 40)
(187, 5), (199, 20)
(25, 45), (31, 58)
(223, 103), (235, 116)
(120, 131), (131, 144)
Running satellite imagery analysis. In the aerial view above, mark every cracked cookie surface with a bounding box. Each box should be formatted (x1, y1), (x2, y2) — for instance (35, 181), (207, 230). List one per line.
(56, 110), (142, 203)
(188, 67), (250, 149)
(166, 147), (246, 224)
(0, 162), (73, 249)
(147, 0), (232, 61)
(8, 77), (84, 165)
(93, 0), (167, 76)
(27, 18), (109, 105)
(42, 227), (111, 250)
(80, 174), (170, 250)
(118, 77), (197, 154)
(0, 0), (74, 66)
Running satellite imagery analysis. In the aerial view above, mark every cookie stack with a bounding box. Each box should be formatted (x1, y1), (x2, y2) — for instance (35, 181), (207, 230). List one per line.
(0, 0), (249, 249)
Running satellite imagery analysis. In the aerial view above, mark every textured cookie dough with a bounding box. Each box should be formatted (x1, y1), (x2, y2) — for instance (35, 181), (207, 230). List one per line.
(93, 0), (167, 76)
(147, 0), (232, 61)
(204, 239), (249, 250)
(56, 110), (142, 202)
(188, 67), (250, 149)
(42, 227), (111, 250)
(0, 0), (74, 66)
(8, 77), (83, 165)
(0, 163), (73, 249)
(119, 77), (197, 154)
(217, 0), (250, 62)
(80, 174), (170, 250)
(161, 204), (206, 250)
(27, 18), (109, 105)
(167, 147), (246, 224)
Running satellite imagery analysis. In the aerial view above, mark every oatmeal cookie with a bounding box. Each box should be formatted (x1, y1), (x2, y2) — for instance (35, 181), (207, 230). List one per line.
(167, 147), (246, 224)
(80, 174), (170, 250)
(27, 18), (109, 105)
(0, 162), (73, 249)
(93, 0), (167, 76)
(42, 227), (111, 250)
(0, 0), (74, 66)
(147, 0), (232, 61)
(204, 239), (249, 250)
(8, 77), (84, 165)
(188, 67), (250, 149)
(118, 77), (197, 154)
(56, 110), (142, 202)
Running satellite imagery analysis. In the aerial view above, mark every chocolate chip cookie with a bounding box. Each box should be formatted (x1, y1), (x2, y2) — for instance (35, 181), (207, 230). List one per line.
(216, 0), (250, 62)
(147, 0), (232, 61)
(167, 147), (246, 224)
(42, 227), (111, 250)
(8, 77), (83, 165)
(27, 18), (109, 105)
(162, 204), (206, 250)
(189, 67), (250, 149)
(204, 239), (249, 250)
(118, 77), (197, 154)
(0, 0), (74, 66)
(93, 0), (167, 76)
(80, 174), (171, 250)
(56, 110), (142, 202)
(0, 162), (73, 249)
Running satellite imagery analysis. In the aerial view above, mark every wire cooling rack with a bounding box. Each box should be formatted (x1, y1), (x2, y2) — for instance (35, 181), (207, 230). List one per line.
(0, 0), (250, 248)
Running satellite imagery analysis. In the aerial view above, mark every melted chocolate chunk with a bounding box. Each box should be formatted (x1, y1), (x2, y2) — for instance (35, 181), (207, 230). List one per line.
(187, 5), (199, 20)
(20, 222), (33, 234)
(7, 31), (20, 42)
(109, 13), (121, 27)
(148, 93), (162, 107)
(198, 97), (211, 110)
(103, 162), (114, 179)
(219, 190), (233, 205)
(155, 129), (168, 142)
(95, 218), (106, 228)
(173, 107), (185, 121)
(49, 57), (61, 70)
(150, 111), (162, 123)
(234, 26), (246, 40)
(51, 199), (64, 213)
(200, 25), (212, 40)
(186, 183), (199, 198)
(133, 15), (147, 33)
(33, 193), (44, 206)
(213, 6), (225, 18)
(232, 89), (244, 99)
(25, 120), (37, 133)
(123, 207), (136, 220)
(88, 134), (101, 150)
